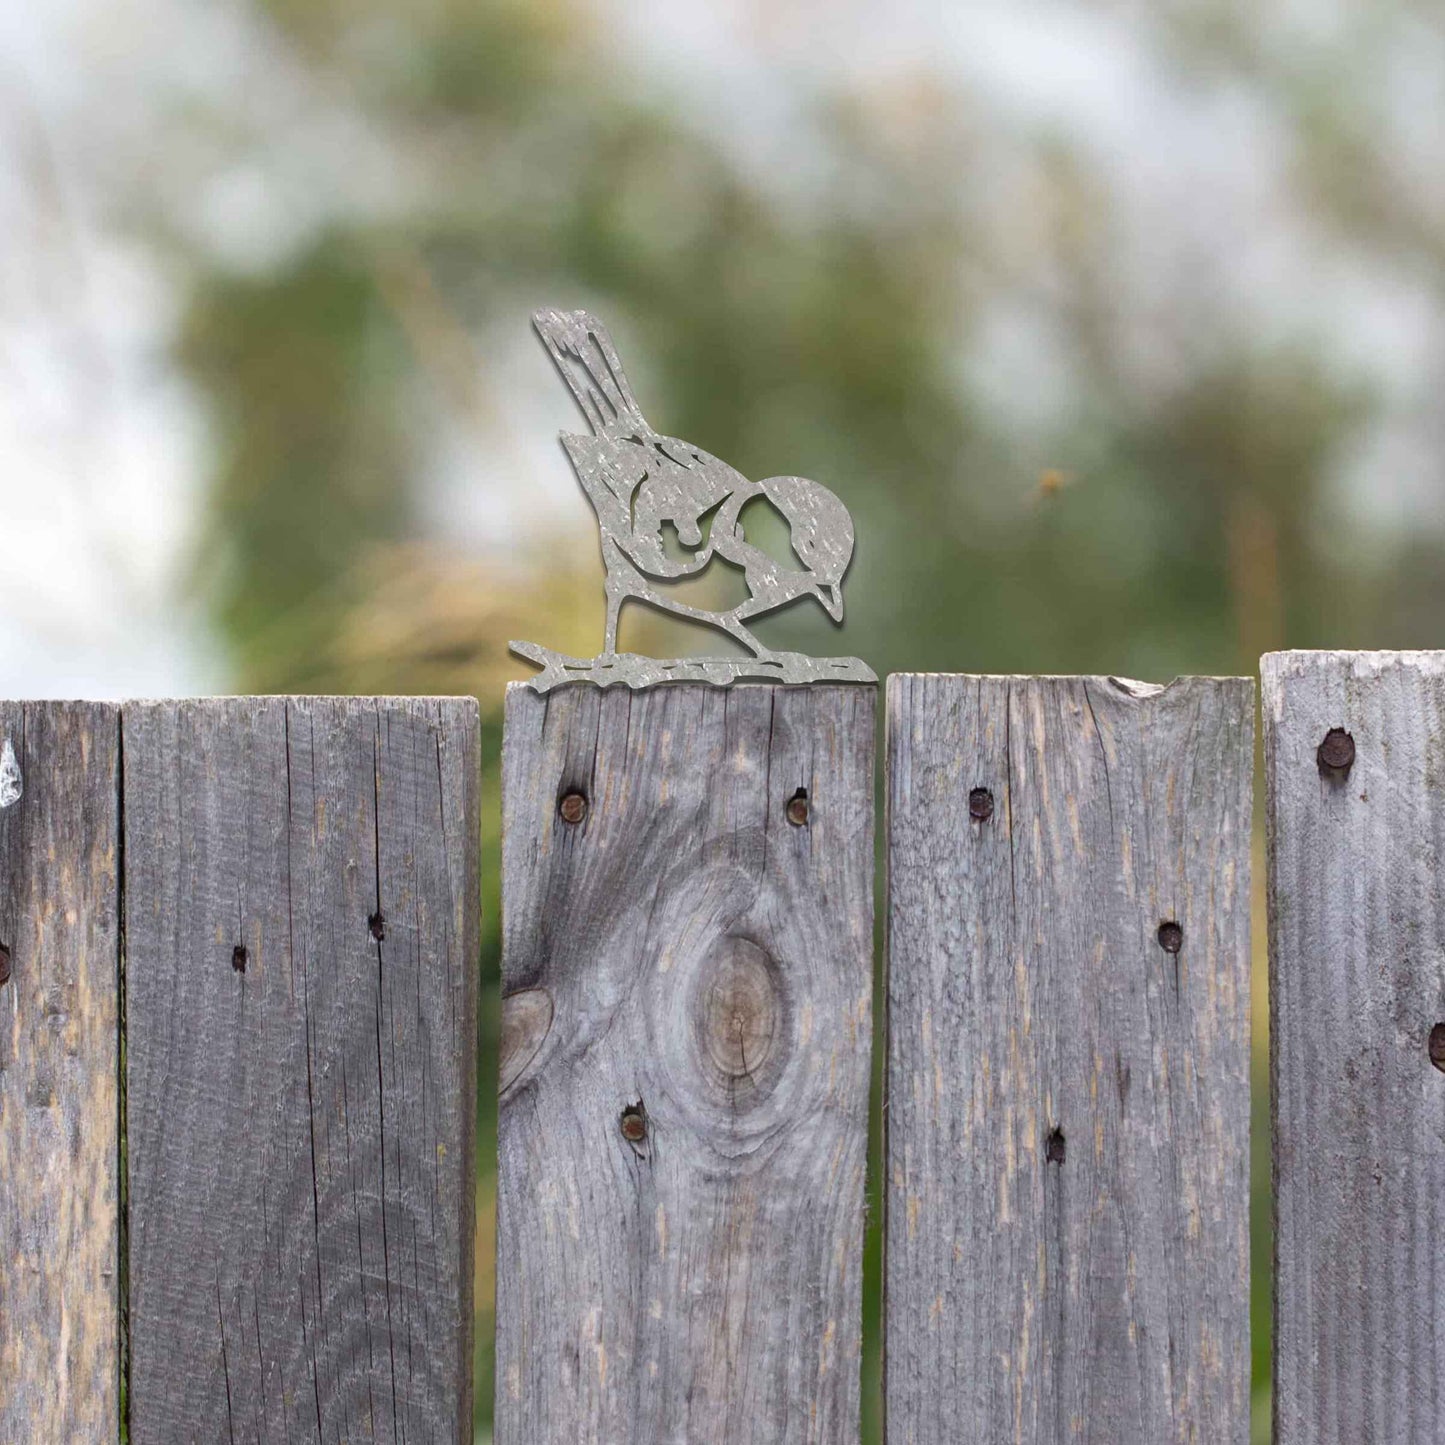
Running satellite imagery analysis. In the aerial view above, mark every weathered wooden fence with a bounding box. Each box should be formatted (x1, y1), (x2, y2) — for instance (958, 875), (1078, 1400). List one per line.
(0, 702), (120, 1440)
(496, 683), (875, 1443)
(2, 654), (1444, 1442)
(886, 675), (1254, 1443)
(1, 698), (480, 1443)
(1264, 651), (1445, 1445)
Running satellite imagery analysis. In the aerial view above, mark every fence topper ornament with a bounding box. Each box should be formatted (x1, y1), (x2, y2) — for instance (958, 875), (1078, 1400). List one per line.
(510, 309), (876, 693)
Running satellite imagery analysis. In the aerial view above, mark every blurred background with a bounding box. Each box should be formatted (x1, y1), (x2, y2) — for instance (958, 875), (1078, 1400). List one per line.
(6, 0), (1445, 1439)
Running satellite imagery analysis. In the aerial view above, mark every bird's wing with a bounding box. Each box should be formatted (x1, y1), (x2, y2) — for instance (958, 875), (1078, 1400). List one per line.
(533, 309), (649, 438)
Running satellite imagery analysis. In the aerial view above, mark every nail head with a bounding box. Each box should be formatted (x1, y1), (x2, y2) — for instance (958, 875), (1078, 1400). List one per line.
(232, 944), (248, 973)
(968, 787), (994, 822)
(559, 791), (588, 825)
(786, 789), (809, 827)
(0, 942), (11, 988)
(1157, 921), (1184, 955)
(1318, 728), (1356, 775)
(619, 1105), (647, 1144)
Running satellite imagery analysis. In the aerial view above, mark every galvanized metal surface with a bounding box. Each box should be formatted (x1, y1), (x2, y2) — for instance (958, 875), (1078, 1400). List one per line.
(511, 309), (875, 692)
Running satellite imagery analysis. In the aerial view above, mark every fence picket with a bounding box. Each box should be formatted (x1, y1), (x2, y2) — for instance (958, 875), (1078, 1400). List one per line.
(0, 703), (121, 1440)
(495, 682), (875, 1444)
(123, 697), (479, 1443)
(884, 674), (1254, 1444)
(1265, 650), (1445, 1443)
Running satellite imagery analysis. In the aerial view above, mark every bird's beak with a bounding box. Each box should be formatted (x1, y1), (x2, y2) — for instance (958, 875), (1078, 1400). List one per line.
(818, 583), (844, 622)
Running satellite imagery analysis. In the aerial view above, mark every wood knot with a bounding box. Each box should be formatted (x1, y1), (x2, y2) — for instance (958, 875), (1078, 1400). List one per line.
(499, 988), (554, 1095)
(1429, 1023), (1445, 1074)
(699, 938), (780, 1085)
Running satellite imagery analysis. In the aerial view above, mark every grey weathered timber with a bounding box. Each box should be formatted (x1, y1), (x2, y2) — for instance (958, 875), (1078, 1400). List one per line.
(124, 697), (480, 1443)
(885, 675), (1254, 1445)
(1264, 651), (1445, 1443)
(496, 682), (875, 1443)
(0, 703), (120, 1440)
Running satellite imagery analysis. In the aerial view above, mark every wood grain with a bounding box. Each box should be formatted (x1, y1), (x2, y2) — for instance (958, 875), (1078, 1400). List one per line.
(495, 682), (875, 1444)
(0, 702), (120, 1441)
(1265, 651), (1445, 1443)
(885, 675), (1253, 1445)
(124, 697), (479, 1443)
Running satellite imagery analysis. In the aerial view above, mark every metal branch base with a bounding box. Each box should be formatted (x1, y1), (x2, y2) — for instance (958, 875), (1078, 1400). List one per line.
(510, 641), (876, 693)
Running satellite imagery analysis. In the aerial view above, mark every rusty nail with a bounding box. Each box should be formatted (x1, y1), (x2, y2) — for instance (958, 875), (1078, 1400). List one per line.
(619, 1104), (647, 1144)
(1430, 1024), (1445, 1073)
(232, 944), (248, 973)
(1157, 921), (1184, 955)
(1317, 728), (1356, 775)
(559, 791), (588, 825)
(368, 912), (386, 942)
(968, 787), (994, 822)
(0, 942), (11, 988)
(786, 789), (809, 827)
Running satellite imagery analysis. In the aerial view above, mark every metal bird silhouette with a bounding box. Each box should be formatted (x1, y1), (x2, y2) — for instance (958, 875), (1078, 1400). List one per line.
(511, 309), (875, 692)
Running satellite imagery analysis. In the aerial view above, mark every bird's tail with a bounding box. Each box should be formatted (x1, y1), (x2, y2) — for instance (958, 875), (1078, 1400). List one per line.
(532, 308), (649, 437)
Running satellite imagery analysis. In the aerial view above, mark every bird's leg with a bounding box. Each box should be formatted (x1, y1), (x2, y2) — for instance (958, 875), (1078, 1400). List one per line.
(608, 572), (773, 660)
(603, 591), (622, 658)
(598, 545), (634, 659)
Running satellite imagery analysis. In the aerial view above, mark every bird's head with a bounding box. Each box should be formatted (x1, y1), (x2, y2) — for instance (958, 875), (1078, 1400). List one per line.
(757, 476), (855, 623)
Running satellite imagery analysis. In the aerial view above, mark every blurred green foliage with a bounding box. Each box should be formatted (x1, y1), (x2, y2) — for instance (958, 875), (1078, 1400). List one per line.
(158, 0), (1445, 1439)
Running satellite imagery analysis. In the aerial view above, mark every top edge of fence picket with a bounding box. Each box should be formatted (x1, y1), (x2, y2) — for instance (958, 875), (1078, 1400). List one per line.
(114, 694), (482, 708)
(1261, 651), (1445, 726)
(884, 672), (1253, 693)
(0, 698), (121, 708)
(0, 696), (483, 707)
(1262, 649), (1445, 678)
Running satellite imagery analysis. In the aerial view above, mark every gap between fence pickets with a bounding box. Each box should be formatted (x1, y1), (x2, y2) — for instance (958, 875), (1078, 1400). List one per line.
(116, 705), (131, 1442)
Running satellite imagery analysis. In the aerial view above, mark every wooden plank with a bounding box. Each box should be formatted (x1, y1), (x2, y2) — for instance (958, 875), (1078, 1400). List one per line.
(885, 675), (1253, 1445)
(1264, 650), (1445, 1443)
(124, 697), (479, 1443)
(495, 682), (875, 1444)
(0, 702), (120, 1440)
